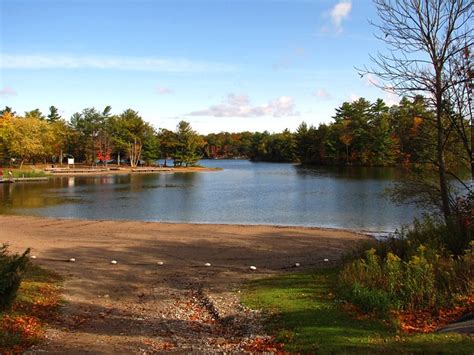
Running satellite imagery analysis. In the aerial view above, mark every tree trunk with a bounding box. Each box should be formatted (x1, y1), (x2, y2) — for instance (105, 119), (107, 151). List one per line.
(436, 82), (452, 222)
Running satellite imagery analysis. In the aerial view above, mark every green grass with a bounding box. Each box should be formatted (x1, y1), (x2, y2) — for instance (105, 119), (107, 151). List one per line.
(241, 268), (474, 354)
(2, 169), (50, 178)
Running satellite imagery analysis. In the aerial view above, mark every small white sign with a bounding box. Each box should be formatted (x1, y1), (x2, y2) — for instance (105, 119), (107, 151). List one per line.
(68, 158), (74, 165)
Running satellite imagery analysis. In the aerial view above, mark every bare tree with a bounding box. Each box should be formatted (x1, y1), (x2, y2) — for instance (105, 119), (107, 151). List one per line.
(361, 0), (473, 222)
(445, 45), (474, 179)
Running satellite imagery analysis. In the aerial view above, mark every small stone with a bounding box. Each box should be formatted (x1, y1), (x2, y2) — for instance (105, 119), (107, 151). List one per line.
(30, 255), (37, 259)
(324, 258), (329, 262)
(157, 261), (164, 265)
(69, 258), (76, 262)
(216, 337), (226, 345)
(295, 262), (301, 267)
(250, 266), (257, 271)
(103, 294), (109, 298)
(204, 262), (211, 267)
(110, 260), (118, 265)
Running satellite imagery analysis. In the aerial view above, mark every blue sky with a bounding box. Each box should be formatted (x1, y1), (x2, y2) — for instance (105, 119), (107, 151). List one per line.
(0, 0), (396, 133)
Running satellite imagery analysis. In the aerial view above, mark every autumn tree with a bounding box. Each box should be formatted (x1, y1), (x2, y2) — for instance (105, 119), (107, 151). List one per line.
(362, 0), (473, 221)
(24, 109), (45, 120)
(8, 117), (54, 167)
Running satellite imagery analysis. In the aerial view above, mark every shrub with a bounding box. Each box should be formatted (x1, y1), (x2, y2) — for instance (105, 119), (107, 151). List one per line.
(338, 219), (473, 314)
(0, 245), (30, 311)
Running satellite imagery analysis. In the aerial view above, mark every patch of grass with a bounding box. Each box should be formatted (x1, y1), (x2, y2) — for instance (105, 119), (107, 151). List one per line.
(2, 169), (50, 178)
(241, 268), (474, 353)
(0, 264), (62, 352)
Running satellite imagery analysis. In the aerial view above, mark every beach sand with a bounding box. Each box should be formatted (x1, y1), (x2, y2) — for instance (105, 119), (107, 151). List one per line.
(0, 215), (370, 352)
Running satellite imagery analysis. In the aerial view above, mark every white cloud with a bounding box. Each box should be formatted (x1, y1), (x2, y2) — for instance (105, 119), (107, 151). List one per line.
(188, 94), (299, 118)
(326, 1), (352, 33)
(155, 86), (174, 95)
(313, 89), (331, 100)
(0, 86), (17, 97)
(0, 53), (236, 73)
(331, 1), (352, 27)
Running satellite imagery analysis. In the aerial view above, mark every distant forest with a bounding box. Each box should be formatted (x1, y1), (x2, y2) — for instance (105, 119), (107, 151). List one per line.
(0, 96), (466, 168)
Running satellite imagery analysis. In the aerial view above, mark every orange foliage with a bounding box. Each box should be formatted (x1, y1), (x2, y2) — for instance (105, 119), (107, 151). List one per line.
(0, 283), (61, 353)
(395, 295), (474, 333)
(242, 337), (286, 353)
(410, 116), (424, 135)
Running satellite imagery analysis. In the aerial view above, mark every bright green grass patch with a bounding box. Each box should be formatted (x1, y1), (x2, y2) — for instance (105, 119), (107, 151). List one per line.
(2, 169), (50, 178)
(241, 268), (474, 354)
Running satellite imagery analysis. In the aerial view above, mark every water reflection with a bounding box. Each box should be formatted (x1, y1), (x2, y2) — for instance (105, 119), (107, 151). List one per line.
(0, 161), (423, 231)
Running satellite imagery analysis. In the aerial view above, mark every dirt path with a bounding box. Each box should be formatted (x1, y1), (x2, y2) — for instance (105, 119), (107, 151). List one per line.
(0, 215), (369, 353)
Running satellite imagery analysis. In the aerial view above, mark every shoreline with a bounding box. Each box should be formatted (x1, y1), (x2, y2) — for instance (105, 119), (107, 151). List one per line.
(44, 166), (222, 176)
(0, 214), (371, 352)
(0, 214), (371, 263)
(0, 213), (389, 238)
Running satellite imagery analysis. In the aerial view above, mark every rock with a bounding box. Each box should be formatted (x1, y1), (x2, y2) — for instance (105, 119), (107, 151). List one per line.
(324, 258), (329, 262)
(295, 262), (301, 267)
(110, 260), (118, 265)
(216, 337), (226, 345)
(30, 255), (37, 259)
(69, 258), (76, 262)
(157, 261), (164, 265)
(250, 266), (257, 271)
(205, 262), (211, 267)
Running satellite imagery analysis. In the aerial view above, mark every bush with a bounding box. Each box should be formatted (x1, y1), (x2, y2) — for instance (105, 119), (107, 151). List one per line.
(0, 245), (30, 311)
(338, 218), (473, 314)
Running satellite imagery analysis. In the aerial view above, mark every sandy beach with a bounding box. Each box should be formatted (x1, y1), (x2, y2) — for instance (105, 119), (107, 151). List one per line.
(0, 215), (370, 352)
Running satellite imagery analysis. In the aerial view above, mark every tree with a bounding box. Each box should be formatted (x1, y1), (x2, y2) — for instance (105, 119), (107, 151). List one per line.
(47, 106), (62, 123)
(8, 117), (54, 167)
(295, 122), (318, 164)
(0, 107), (16, 117)
(361, 0), (473, 222)
(158, 128), (177, 166)
(24, 109), (45, 120)
(110, 109), (157, 167)
(69, 106), (110, 163)
(445, 45), (474, 179)
(172, 121), (203, 167)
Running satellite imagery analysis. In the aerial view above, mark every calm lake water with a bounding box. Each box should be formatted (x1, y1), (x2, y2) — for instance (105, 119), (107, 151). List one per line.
(0, 160), (422, 232)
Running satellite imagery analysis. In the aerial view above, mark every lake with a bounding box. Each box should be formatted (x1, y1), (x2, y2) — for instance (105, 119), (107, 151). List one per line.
(0, 160), (422, 232)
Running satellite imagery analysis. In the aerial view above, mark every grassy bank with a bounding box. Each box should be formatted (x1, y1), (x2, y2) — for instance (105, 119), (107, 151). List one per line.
(2, 169), (50, 179)
(0, 264), (62, 352)
(241, 268), (474, 353)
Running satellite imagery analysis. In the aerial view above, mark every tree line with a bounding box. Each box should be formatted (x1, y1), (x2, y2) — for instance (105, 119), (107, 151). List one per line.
(0, 94), (468, 170)
(0, 106), (204, 168)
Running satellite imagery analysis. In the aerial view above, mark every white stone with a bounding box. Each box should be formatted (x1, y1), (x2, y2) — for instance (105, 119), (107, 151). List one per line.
(110, 260), (118, 265)
(295, 262), (301, 267)
(250, 266), (257, 271)
(157, 261), (164, 265)
(69, 258), (76, 262)
(324, 258), (329, 262)
(30, 255), (37, 259)
(204, 263), (211, 267)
